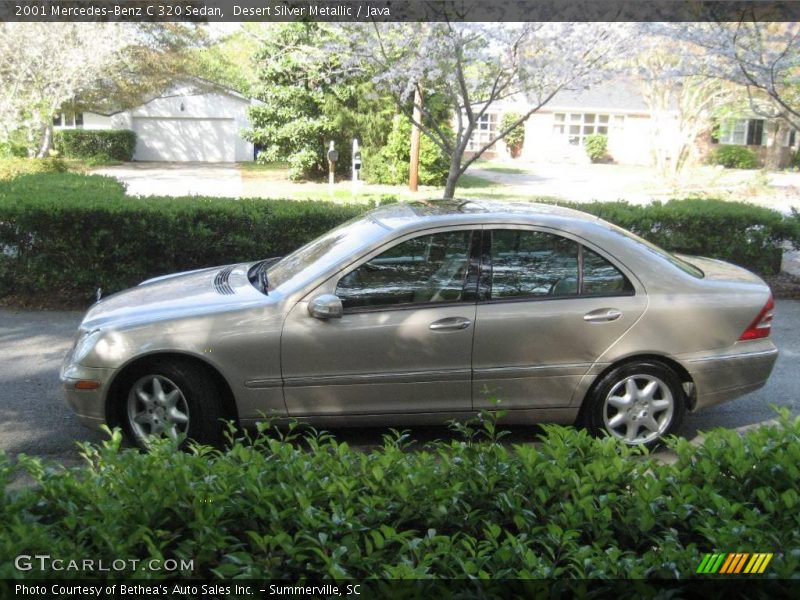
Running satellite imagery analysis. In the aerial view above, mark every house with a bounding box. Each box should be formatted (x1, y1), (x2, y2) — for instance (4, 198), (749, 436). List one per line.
(469, 78), (798, 168)
(53, 83), (256, 162)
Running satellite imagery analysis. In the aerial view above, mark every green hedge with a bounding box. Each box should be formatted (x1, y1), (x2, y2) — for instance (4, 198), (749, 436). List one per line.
(1, 173), (798, 305)
(0, 173), (365, 304)
(53, 129), (136, 162)
(709, 145), (759, 169)
(1, 413), (799, 580)
(557, 198), (798, 276)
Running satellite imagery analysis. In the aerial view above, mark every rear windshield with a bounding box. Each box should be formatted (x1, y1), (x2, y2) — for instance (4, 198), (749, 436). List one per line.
(608, 223), (705, 278)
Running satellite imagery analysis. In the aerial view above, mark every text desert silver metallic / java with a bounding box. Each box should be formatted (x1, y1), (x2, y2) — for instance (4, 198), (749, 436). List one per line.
(61, 200), (778, 448)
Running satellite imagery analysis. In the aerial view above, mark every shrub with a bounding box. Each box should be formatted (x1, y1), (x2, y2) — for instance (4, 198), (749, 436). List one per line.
(1, 174), (797, 306)
(362, 115), (450, 187)
(0, 173), (365, 304)
(709, 145), (758, 169)
(584, 134), (608, 163)
(561, 197), (799, 276)
(0, 157), (68, 180)
(53, 129), (136, 162)
(501, 112), (525, 158)
(0, 412), (799, 581)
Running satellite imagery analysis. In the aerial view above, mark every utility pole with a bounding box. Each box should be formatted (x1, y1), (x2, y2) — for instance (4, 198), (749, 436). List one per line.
(409, 83), (423, 192)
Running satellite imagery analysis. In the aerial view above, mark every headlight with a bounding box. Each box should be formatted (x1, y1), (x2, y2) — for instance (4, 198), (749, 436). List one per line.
(71, 329), (103, 365)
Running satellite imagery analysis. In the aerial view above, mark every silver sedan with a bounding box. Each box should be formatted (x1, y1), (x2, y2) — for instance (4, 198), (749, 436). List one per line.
(61, 201), (778, 448)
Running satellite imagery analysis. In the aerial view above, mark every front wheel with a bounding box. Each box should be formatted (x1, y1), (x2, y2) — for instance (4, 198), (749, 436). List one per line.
(581, 361), (685, 448)
(118, 360), (225, 449)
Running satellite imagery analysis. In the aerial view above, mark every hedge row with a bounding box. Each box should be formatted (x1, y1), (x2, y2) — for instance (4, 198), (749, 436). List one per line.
(1, 413), (799, 580)
(0, 174), (365, 304)
(1, 173), (798, 305)
(555, 198), (799, 276)
(53, 129), (136, 162)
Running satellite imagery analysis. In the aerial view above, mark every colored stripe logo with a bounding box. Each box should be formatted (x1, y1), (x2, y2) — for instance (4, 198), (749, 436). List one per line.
(697, 553), (773, 574)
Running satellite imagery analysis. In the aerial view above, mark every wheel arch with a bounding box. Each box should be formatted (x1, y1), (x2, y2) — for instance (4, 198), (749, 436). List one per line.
(105, 351), (239, 430)
(576, 353), (696, 424)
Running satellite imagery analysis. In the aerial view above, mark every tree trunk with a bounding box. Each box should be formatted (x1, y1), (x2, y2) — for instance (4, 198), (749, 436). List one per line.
(36, 123), (53, 158)
(764, 120), (785, 171)
(442, 151), (463, 199)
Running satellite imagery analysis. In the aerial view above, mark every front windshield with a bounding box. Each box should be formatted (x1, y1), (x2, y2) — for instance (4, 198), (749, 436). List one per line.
(267, 215), (388, 292)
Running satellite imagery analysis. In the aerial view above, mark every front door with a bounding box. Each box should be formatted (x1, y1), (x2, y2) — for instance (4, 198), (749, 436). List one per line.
(472, 227), (648, 409)
(281, 228), (479, 417)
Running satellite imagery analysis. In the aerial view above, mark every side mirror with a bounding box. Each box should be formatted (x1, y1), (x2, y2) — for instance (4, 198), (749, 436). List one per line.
(308, 294), (343, 319)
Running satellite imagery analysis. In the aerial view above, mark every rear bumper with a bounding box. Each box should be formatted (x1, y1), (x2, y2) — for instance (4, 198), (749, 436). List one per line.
(683, 341), (779, 411)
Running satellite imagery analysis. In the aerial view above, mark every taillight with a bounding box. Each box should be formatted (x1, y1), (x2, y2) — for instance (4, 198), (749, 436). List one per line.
(739, 295), (775, 341)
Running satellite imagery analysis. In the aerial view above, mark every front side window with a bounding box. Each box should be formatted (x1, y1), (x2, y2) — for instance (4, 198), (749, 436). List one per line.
(336, 231), (473, 310)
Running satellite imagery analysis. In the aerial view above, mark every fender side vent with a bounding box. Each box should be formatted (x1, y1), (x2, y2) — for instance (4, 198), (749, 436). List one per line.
(213, 266), (236, 295)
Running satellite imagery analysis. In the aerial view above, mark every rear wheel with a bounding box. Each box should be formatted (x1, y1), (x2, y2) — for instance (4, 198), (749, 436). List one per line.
(581, 361), (685, 448)
(118, 360), (224, 449)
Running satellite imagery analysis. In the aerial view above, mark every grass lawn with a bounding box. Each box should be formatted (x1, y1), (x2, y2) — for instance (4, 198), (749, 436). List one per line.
(237, 162), (544, 203)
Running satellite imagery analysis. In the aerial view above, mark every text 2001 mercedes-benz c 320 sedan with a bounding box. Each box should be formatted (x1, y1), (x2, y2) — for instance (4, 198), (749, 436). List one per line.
(62, 200), (778, 448)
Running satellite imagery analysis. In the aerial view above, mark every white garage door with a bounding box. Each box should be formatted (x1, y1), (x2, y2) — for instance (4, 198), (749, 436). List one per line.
(132, 117), (237, 162)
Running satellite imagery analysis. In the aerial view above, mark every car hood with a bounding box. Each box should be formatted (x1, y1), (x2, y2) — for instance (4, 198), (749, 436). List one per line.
(80, 262), (269, 331)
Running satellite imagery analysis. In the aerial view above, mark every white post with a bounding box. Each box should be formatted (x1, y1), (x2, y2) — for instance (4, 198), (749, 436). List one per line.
(328, 140), (336, 193)
(352, 138), (361, 195)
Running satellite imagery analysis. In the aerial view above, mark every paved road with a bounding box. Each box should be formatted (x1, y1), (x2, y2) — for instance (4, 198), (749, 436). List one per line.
(1, 302), (798, 461)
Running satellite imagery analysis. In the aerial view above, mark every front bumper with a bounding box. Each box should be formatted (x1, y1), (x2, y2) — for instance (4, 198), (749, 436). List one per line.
(60, 363), (116, 430)
(683, 341), (779, 411)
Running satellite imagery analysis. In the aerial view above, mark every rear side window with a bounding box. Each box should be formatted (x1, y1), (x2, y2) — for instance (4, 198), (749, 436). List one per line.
(582, 247), (634, 295)
(490, 230), (579, 299)
(488, 230), (633, 300)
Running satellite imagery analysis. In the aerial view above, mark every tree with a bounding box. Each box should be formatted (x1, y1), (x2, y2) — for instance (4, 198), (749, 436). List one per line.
(0, 23), (204, 157)
(246, 23), (397, 181)
(340, 22), (636, 198)
(634, 40), (741, 176)
(658, 21), (800, 130)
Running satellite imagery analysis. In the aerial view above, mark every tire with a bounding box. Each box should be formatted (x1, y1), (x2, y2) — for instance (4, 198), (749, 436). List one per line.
(580, 361), (685, 448)
(117, 359), (225, 449)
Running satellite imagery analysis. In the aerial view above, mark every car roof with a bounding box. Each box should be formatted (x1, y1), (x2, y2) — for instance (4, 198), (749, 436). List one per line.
(368, 199), (602, 233)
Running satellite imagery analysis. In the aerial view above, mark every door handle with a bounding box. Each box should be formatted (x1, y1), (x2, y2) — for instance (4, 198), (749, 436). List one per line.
(429, 317), (472, 331)
(583, 308), (622, 323)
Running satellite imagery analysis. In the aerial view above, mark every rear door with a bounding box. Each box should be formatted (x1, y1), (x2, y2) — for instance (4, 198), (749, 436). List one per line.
(472, 226), (647, 409)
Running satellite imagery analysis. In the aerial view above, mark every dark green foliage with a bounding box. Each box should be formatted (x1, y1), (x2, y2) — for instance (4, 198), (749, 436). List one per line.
(557, 197), (799, 276)
(584, 134), (608, 163)
(0, 173), (365, 304)
(709, 145), (759, 169)
(2, 174), (798, 306)
(362, 115), (450, 186)
(500, 112), (525, 158)
(245, 23), (392, 181)
(53, 129), (136, 162)
(1, 411), (799, 579)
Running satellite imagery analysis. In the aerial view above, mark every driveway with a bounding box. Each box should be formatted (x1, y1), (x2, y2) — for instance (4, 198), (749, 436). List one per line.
(92, 162), (243, 198)
(468, 162), (800, 214)
(1, 302), (798, 462)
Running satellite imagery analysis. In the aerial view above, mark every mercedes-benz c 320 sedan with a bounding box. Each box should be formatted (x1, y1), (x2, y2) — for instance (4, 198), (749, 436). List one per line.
(62, 201), (778, 448)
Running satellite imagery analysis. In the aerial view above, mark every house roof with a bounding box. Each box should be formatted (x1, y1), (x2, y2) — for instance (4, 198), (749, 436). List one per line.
(545, 78), (649, 112)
